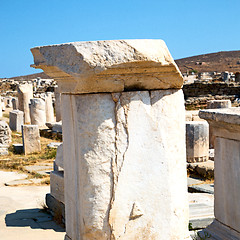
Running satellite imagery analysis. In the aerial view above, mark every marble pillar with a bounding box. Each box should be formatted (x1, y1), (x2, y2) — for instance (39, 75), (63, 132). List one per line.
(54, 86), (61, 122)
(29, 98), (46, 127)
(17, 83), (33, 124)
(31, 39), (190, 240)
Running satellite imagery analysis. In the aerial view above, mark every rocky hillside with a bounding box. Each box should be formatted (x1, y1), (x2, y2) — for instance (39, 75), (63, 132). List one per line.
(8, 72), (50, 80)
(175, 51), (240, 74)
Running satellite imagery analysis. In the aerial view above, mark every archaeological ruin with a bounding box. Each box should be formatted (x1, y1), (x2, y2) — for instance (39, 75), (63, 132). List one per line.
(31, 39), (191, 240)
(0, 38), (239, 240)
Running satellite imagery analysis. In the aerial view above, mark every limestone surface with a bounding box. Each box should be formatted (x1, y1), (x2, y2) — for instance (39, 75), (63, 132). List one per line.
(62, 89), (190, 240)
(31, 40), (183, 94)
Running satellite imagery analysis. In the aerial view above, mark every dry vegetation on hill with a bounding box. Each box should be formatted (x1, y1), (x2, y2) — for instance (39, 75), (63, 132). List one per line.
(175, 50), (240, 74)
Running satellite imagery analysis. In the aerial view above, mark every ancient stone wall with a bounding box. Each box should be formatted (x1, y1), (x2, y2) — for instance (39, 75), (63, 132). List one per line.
(183, 82), (240, 108)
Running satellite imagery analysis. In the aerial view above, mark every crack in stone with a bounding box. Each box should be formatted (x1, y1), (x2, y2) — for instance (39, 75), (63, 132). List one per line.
(109, 93), (130, 240)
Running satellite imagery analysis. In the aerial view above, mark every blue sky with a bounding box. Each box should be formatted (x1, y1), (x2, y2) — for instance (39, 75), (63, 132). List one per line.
(0, 0), (239, 78)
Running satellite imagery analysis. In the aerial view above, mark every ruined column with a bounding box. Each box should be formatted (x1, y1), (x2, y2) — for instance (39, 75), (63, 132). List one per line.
(29, 98), (46, 127)
(0, 96), (2, 118)
(31, 39), (190, 240)
(17, 83), (33, 124)
(199, 108), (240, 239)
(45, 92), (55, 123)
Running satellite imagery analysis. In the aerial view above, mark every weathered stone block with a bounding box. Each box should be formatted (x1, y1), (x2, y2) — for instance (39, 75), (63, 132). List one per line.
(186, 121), (209, 163)
(9, 110), (24, 132)
(22, 125), (41, 155)
(207, 99), (231, 109)
(46, 193), (65, 224)
(199, 107), (240, 238)
(31, 39), (183, 94)
(50, 170), (64, 204)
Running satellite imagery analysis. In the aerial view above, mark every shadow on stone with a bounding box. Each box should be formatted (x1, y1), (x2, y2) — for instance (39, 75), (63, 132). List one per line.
(5, 208), (65, 232)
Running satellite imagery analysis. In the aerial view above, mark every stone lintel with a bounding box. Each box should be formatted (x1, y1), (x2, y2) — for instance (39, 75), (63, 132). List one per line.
(31, 39), (183, 94)
(199, 108), (240, 125)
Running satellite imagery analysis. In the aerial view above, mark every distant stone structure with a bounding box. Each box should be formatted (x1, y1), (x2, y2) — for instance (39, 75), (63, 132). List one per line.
(198, 72), (213, 81)
(221, 71), (230, 82)
(31, 39), (191, 240)
(207, 99), (231, 109)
